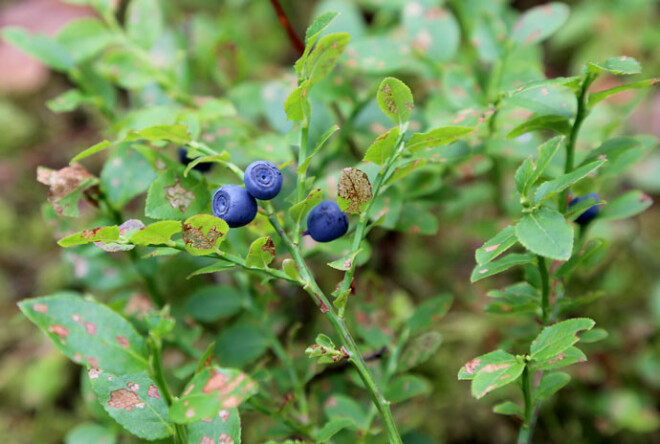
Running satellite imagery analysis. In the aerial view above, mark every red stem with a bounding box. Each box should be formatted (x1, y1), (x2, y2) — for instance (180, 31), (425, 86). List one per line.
(268, 0), (305, 56)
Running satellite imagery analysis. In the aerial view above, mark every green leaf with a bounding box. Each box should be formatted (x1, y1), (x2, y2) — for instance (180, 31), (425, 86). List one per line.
(517, 136), (564, 196)
(407, 295), (453, 334)
(96, 48), (154, 89)
(533, 372), (571, 403)
(215, 322), (269, 368)
(101, 145), (157, 207)
(385, 374), (432, 403)
(290, 188), (323, 225)
(65, 423), (117, 444)
(324, 394), (367, 430)
(511, 3), (570, 46)
(58, 226), (120, 247)
(555, 238), (606, 278)
(475, 225), (517, 265)
(402, 4), (459, 61)
(284, 81), (311, 123)
(405, 126), (474, 153)
(130, 220), (181, 246)
(187, 262), (236, 279)
(182, 215), (229, 256)
(507, 83), (576, 117)
(486, 282), (540, 315)
(470, 253), (535, 283)
(317, 417), (354, 443)
(377, 77), (414, 126)
(282, 258), (303, 283)
(185, 286), (244, 323)
(19, 292), (148, 373)
(304, 32), (351, 85)
(170, 366), (257, 424)
(363, 127), (400, 165)
(534, 160), (606, 203)
(327, 249), (362, 271)
(70, 140), (113, 164)
(493, 401), (524, 418)
(124, 124), (192, 145)
(305, 11), (339, 43)
(88, 370), (174, 440)
(515, 208), (573, 261)
(507, 115), (571, 139)
(187, 408), (241, 444)
(599, 191), (653, 221)
(579, 136), (642, 168)
(398, 331), (442, 373)
(588, 56), (642, 76)
(589, 78), (659, 107)
(56, 18), (115, 63)
(145, 170), (209, 220)
(47, 89), (90, 113)
(472, 360), (525, 399)
(530, 318), (595, 363)
(245, 236), (276, 268)
(579, 328), (609, 344)
(337, 167), (372, 214)
(530, 346), (587, 371)
(2, 27), (73, 71)
(298, 124), (339, 173)
(458, 350), (517, 380)
(126, 0), (163, 50)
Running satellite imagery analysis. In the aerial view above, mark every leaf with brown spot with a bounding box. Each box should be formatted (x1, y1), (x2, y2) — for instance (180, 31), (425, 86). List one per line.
(182, 215), (229, 256)
(245, 236), (276, 268)
(171, 366), (257, 424)
(90, 370), (174, 440)
(376, 77), (414, 125)
(58, 225), (120, 248)
(19, 293), (148, 374)
(338, 167), (372, 214)
(36, 163), (98, 217)
(146, 170), (209, 220)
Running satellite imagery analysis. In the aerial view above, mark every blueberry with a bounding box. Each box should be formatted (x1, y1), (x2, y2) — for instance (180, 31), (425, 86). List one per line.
(244, 160), (283, 200)
(212, 184), (257, 228)
(178, 147), (213, 173)
(569, 192), (601, 226)
(306, 201), (349, 242)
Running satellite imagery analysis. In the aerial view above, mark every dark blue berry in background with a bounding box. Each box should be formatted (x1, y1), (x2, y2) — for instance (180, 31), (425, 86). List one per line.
(569, 192), (601, 226)
(212, 184), (257, 228)
(178, 147), (213, 173)
(244, 160), (283, 200)
(307, 201), (349, 242)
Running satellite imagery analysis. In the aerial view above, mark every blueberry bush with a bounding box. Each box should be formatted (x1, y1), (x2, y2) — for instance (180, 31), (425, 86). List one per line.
(2, 0), (659, 443)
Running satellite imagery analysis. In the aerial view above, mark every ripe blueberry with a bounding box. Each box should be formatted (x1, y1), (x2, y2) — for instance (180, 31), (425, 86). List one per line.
(306, 201), (349, 242)
(244, 160), (283, 200)
(569, 192), (601, 226)
(212, 184), (257, 228)
(178, 147), (213, 173)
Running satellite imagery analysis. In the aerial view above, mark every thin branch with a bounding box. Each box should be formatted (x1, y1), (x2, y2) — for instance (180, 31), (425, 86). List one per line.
(269, 0), (305, 56)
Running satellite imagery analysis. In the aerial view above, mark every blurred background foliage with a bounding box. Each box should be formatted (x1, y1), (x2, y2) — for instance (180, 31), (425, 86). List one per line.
(0, 0), (659, 443)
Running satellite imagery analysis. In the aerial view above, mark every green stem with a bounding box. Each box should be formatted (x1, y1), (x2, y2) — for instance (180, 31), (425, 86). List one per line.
(518, 365), (533, 444)
(538, 256), (550, 324)
(294, 124), (310, 243)
(148, 335), (187, 443)
(560, 74), (595, 213)
(336, 128), (408, 306)
(264, 205), (402, 444)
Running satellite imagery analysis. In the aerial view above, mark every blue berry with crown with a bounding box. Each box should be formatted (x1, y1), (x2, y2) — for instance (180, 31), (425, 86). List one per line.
(306, 201), (349, 242)
(244, 160), (283, 200)
(212, 184), (257, 228)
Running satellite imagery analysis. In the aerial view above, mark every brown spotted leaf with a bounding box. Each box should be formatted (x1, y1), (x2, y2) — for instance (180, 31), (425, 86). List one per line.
(376, 77), (414, 125)
(245, 236), (276, 268)
(186, 407), (241, 444)
(18, 292), (148, 374)
(182, 215), (229, 256)
(146, 170), (209, 220)
(36, 163), (98, 217)
(529, 317), (595, 363)
(89, 369), (174, 440)
(338, 167), (372, 214)
(458, 350), (525, 399)
(170, 366), (257, 424)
